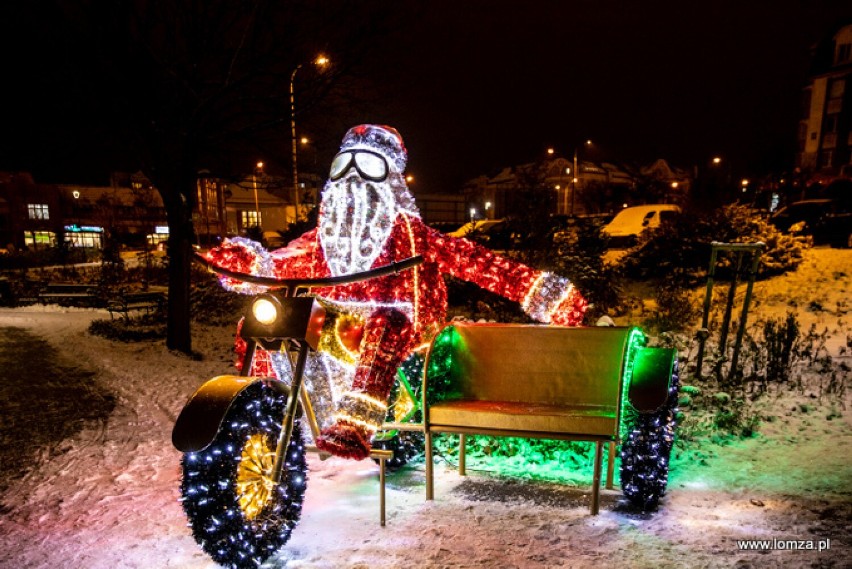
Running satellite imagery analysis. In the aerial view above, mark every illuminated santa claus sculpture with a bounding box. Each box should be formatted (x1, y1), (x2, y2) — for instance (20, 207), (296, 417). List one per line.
(207, 124), (587, 460)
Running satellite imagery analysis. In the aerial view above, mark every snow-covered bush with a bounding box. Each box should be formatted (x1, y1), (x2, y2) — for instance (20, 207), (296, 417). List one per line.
(622, 204), (809, 282)
(189, 268), (243, 325)
(550, 219), (623, 322)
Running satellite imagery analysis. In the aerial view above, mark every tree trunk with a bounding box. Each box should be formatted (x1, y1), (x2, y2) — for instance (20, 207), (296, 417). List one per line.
(162, 180), (195, 354)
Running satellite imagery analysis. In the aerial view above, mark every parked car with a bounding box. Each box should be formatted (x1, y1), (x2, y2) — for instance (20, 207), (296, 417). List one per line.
(446, 219), (505, 239)
(428, 221), (466, 234)
(770, 198), (852, 248)
(263, 231), (287, 249)
(602, 204), (681, 248)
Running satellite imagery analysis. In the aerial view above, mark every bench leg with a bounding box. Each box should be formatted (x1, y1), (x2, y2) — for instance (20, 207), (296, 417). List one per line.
(591, 441), (603, 515)
(379, 454), (387, 527)
(606, 441), (616, 490)
(425, 430), (434, 501)
(459, 433), (467, 476)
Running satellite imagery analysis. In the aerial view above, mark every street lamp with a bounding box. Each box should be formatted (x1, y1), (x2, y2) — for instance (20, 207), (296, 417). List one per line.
(290, 54), (330, 222)
(485, 201), (492, 219)
(253, 161), (264, 228)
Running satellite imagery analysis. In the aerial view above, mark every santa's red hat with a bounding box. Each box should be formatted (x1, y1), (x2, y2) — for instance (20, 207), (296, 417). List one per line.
(338, 124), (407, 173)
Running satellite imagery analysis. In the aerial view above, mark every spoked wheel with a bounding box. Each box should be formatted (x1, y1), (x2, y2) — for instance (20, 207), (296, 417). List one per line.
(180, 381), (308, 569)
(372, 354), (424, 470)
(620, 359), (680, 510)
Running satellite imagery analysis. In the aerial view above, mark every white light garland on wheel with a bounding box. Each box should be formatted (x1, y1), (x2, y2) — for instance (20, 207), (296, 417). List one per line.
(180, 382), (308, 568)
(620, 359), (680, 510)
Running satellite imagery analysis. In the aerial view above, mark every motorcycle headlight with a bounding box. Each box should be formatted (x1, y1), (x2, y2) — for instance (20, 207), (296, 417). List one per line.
(251, 297), (279, 325)
(241, 295), (325, 350)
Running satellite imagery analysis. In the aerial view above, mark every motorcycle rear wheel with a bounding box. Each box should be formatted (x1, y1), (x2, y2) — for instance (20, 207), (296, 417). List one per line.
(180, 381), (308, 569)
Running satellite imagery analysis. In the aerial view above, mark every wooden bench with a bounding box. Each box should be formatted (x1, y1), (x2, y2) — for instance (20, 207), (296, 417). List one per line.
(421, 323), (676, 514)
(106, 291), (166, 319)
(38, 282), (98, 306)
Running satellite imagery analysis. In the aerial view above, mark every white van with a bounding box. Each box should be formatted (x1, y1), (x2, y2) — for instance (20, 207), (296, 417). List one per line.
(263, 231), (286, 249)
(602, 204), (681, 247)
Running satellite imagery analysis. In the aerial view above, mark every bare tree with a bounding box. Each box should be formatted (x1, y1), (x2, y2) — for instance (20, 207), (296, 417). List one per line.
(7, 0), (397, 353)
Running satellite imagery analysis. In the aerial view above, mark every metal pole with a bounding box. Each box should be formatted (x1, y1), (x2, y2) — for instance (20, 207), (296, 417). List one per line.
(572, 147), (578, 216)
(718, 251), (743, 355)
(252, 173), (259, 225)
(729, 245), (763, 376)
(290, 64), (302, 223)
(695, 245), (719, 378)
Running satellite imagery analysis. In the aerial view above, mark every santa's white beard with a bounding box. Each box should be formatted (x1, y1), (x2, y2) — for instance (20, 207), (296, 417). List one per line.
(318, 175), (398, 277)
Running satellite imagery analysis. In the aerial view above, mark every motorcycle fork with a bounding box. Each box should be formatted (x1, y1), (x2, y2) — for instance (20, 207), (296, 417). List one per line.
(239, 338), (311, 486)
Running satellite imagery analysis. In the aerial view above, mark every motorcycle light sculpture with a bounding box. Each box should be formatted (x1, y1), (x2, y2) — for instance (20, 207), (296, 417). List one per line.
(175, 124), (588, 568)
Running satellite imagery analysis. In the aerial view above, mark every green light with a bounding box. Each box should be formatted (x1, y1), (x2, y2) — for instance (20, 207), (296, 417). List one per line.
(619, 327), (647, 442)
(426, 325), (461, 405)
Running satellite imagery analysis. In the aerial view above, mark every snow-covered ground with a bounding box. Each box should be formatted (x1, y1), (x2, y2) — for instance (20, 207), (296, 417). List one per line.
(0, 247), (850, 568)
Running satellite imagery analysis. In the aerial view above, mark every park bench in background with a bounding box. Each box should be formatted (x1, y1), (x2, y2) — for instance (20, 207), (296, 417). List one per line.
(106, 290), (166, 320)
(38, 282), (99, 307)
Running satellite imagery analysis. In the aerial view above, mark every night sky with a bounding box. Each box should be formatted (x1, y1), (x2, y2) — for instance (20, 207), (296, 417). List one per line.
(3, 1), (852, 194)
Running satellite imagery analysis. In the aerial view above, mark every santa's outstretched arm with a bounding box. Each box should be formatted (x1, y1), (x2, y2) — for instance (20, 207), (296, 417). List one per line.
(204, 229), (323, 293)
(425, 225), (587, 326)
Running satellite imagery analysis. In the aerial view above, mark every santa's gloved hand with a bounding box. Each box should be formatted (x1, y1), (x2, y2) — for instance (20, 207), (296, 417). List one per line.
(205, 237), (274, 294)
(549, 288), (587, 326)
(523, 272), (587, 326)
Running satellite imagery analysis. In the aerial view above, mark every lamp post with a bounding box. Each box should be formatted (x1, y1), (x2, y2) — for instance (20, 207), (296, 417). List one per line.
(253, 161), (264, 229)
(571, 139), (592, 217)
(290, 55), (329, 222)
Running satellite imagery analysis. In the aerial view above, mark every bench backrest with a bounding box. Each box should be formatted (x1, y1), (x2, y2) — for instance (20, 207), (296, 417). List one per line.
(425, 324), (636, 411)
(124, 292), (165, 301)
(45, 283), (93, 292)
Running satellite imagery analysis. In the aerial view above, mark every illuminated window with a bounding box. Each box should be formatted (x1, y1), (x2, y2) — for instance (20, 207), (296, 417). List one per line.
(66, 232), (103, 248)
(23, 231), (56, 248)
(241, 210), (261, 228)
(27, 204), (49, 220)
(197, 179), (221, 219)
(147, 227), (169, 248)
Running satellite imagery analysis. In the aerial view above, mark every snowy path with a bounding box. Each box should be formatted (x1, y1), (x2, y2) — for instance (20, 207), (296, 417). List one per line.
(0, 303), (849, 569)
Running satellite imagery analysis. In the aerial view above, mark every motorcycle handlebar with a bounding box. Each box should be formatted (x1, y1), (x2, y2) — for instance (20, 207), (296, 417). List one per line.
(193, 252), (423, 290)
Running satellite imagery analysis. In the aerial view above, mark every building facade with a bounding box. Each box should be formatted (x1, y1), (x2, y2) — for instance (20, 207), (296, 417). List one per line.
(0, 171), (169, 253)
(798, 23), (852, 178)
(462, 156), (689, 221)
(0, 171), (293, 253)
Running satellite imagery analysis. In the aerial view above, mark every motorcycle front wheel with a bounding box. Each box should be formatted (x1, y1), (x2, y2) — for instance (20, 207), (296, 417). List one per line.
(180, 381), (308, 569)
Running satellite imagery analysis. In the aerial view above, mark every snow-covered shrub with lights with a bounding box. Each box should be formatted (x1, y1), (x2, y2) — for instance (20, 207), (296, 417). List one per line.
(620, 359), (680, 510)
